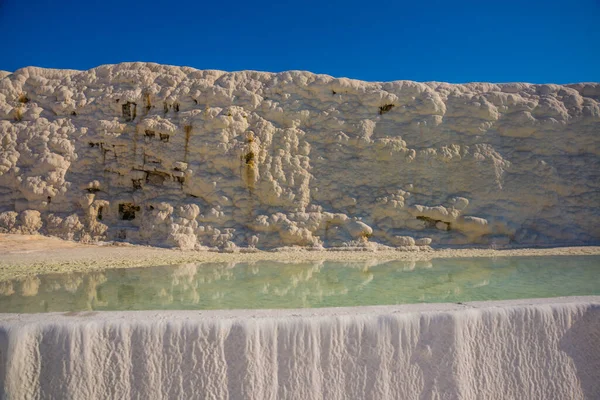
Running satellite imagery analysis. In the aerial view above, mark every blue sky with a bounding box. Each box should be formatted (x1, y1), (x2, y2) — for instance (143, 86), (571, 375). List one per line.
(1, 0), (598, 83)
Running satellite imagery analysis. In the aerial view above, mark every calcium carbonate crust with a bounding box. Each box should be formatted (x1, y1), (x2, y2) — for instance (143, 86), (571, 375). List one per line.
(0, 63), (598, 250)
(1, 297), (599, 399)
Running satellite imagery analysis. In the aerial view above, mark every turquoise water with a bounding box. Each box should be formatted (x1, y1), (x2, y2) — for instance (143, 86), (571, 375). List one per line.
(0, 255), (599, 313)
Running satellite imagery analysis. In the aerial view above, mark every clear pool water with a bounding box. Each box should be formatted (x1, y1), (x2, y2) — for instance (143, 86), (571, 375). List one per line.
(0, 255), (599, 313)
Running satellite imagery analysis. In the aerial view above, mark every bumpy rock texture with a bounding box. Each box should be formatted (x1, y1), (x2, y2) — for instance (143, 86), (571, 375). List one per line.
(0, 63), (599, 249)
(1, 299), (599, 399)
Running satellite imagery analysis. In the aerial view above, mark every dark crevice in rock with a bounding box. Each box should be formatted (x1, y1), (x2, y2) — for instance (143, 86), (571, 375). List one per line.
(122, 102), (137, 122)
(379, 104), (395, 115)
(118, 203), (140, 221)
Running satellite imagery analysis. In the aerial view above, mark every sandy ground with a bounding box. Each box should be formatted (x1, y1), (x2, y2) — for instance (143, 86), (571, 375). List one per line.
(1, 233), (599, 281)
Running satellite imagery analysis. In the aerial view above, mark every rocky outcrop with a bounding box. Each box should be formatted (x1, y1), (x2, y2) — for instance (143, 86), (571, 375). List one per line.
(0, 63), (598, 249)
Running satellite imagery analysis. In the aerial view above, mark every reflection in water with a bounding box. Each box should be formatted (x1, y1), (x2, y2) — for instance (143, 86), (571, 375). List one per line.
(0, 256), (599, 313)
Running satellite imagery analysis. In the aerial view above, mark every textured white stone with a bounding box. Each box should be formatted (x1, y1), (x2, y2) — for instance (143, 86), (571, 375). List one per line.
(0, 297), (598, 399)
(0, 63), (599, 249)
(391, 235), (415, 246)
(414, 237), (432, 246)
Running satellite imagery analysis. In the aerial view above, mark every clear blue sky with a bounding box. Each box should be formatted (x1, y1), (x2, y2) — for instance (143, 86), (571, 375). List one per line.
(1, 0), (598, 83)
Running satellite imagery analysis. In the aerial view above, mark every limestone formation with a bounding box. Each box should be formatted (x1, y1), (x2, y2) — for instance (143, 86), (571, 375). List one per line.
(1, 298), (599, 399)
(0, 63), (598, 249)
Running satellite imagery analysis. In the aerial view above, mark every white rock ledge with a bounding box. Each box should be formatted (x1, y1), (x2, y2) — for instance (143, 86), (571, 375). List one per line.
(1, 296), (599, 399)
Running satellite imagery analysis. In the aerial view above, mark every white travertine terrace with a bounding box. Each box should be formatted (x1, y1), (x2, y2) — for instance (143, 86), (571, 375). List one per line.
(0, 297), (598, 399)
(0, 63), (598, 249)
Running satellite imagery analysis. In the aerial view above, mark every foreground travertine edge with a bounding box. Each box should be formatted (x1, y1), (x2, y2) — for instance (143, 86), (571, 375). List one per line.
(1, 297), (599, 399)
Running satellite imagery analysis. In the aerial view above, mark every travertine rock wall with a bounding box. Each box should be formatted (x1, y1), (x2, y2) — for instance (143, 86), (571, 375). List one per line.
(1, 299), (599, 399)
(0, 63), (598, 249)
